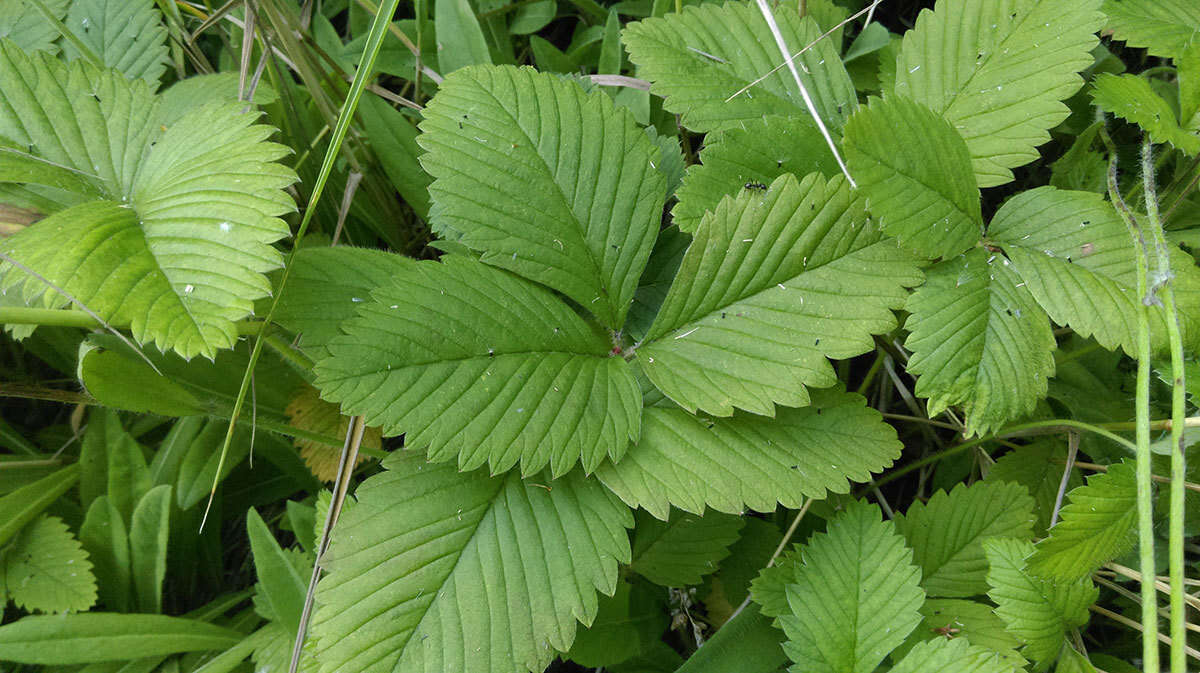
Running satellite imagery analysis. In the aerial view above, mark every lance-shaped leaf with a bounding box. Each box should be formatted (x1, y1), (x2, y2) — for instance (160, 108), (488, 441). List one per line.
(0, 43), (296, 359)
(778, 501), (925, 673)
(1092, 73), (1200, 155)
(990, 187), (1200, 354)
(984, 538), (1096, 666)
(417, 64), (665, 329)
(596, 389), (902, 519)
(1102, 0), (1200, 59)
(894, 481), (1036, 597)
(843, 96), (983, 259)
(63, 0), (170, 85)
(313, 257), (641, 477)
(638, 173), (922, 417)
(890, 638), (1023, 673)
(310, 452), (633, 673)
(1028, 461), (1138, 580)
(892, 0), (1104, 187)
(904, 249), (1056, 437)
(621, 1), (857, 133)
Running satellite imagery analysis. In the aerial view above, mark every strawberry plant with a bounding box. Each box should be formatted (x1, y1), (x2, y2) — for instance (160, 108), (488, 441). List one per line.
(0, 0), (1198, 672)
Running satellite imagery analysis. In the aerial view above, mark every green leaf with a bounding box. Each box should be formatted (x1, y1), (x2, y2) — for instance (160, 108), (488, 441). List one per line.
(435, 0), (491, 73)
(889, 638), (1022, 673)
(128, 484), (170, 614)
(1091, 73), (1200, 154)
(894, 481), (1036, 598)
(894, 599), (1024, 666)
(984, 538), (1097, 665)
(314, 257), (640, 476)
(310, 451), (633, 673)
(0, 613), (243, 664)
(904, 249), (1056, 436)
(158, 72), (278, 126)
(0, 44), (296, 359)
(843, 96), (982, 258)
(1102, 0), (1200, 59)
(417, 64), (665, 329)
(1028, 462), (1138, 580)
(675, 602), (787, 673)
(104, 416), (151, 524)
(596, 389), (902, 519)
(778, 501), (925, 673)
(672, 116), (839, 233)
(567, 578), (667, 667)
(892, 0), (1104, 187)
(986, 441), (1083, 536)
(989, 186), (1200, 355)
(2, 515), (97, 613)
(509, 0), (556, 35)
(0, 0), (68, 54)
(358, 97), (432, 221)
(1180, 43), (1200, 132)
(630, 509), (744, 586)
(639, 172), (921, 417)
(1056, 646), (1098, 673)
(246, 507), (307, 637)
(627, 225), (689, 342)
(63, 0), (169, 85)
(76, 339), (202, 416)
(79, 495), (132, 612)
(621, 1), (856, 133)
(0, 463), (79, 547)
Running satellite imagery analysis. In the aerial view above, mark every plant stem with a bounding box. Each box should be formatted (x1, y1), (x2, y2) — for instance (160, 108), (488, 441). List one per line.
(0, 306), (263, 335)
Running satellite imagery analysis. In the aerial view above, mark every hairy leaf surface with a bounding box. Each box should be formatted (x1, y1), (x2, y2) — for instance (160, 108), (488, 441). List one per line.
(418, 64), (665, 329)
(1028, 462), (1138, 580)
(311, 452), (632, 673)
(905, 249), (1056, 436)
(892, 0), (1104, 186)
(640, 173), (921, 417)
(622, 2), (856, 133)
(314, 258), (641, 476)
(596, 389), (902, 518)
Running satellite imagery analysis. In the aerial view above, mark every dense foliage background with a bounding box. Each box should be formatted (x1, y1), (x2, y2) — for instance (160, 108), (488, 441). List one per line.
(0, 0), (1198, 672)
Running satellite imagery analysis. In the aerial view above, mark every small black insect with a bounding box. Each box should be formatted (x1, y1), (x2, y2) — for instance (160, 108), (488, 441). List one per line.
(744, 181), (768, 191)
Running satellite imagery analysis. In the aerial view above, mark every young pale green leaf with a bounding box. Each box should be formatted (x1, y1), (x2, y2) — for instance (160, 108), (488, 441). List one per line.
(128, 484), (170, 614)
(0, 0), (67, 54)
(79, 496), (132, 613)
(892, 0), (1104, 187)
(621, 2), (856, 133)
(778, 501), (925, 673)
(0, 44), (296, 359)
(313, 257), (641, 477)
(158, 72), (279, 126)
(1101, 0), (1200, 59)
(2, 515), (97, 613)
(989, 187), (1200, 354)
(417, 64), (665, 329)
(672, 116), (839, 233)
(630, 509), (744, 586)
(894, 481), (1036, 598)
(889, 638), (1022, 673)
(63, 0), (170, 85)
(750, 545), (804, 620)
(905, 249), (1056, 436)
(596, 389), (902, 519)
(0, 463), (79, 547)
(986, 442), (1083, 536)
(640, 173), (921, 417)
(1091, 73), (1200, 154)
(843, 96), (982, 259)
(0, 613), (243, 664)
(984, 538), (1097, 666)
(1028, 462), (1138, 580)
(310, 451), (633, 673)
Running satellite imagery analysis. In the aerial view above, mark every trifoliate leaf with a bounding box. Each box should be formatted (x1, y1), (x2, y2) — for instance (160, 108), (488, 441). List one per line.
(596, 389), (902, 519)
(639, 173), (921, 417)
(1091, 73), (1200, 154)
(310, 452), (633, 673)
(2, 515), (97, 613)
(622, 1), (856, 133)
(313, 257), (641, 477)
(0, 43), (296, 359)
(986, 442), (1083, 536)
(1101, 0), (1200, 59)
(0, 0), (67, 54)
(894, 481), (1036, 597)
(417, 64), (665, 329)
(905, 249), (1056, 436)
(285, 384), (379, 482)
(984, 538), (1097, 665)
(1028, 462), (1138, 580)
(889, 638), (1021, 673)
(672, 116), (839, 233)
(843, 96), (982, 258)
(778, 501), (925, 673)
(989, 186), (1200, 354)
(630, 509), (744, 586)
(63, 0), (170, 85)
(892, 0), (1104, 187)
